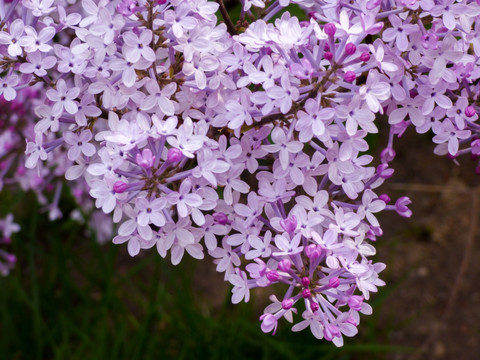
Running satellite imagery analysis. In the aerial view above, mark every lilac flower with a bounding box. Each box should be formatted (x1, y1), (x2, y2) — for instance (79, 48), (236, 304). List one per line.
(0, 75), (19, 101)
(0, 19), (24, 57)
(63, 130), (96, 161)
(46, 79), (79, 116)
(229, 270), (250, 304)
(19, 52), (57, 77)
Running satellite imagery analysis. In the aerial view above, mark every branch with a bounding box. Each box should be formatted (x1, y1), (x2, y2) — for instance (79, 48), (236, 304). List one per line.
(215, 0), (238, 36)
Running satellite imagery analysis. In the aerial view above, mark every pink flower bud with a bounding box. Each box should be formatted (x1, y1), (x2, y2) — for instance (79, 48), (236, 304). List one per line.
(305, 244), (321, 259)
(344, 71), (356, 82)
(301, 277), (310, 287)
(360, 52), (370, 62)
(324, 324), (340, 341)
(260, 313), (278, 335)
(395, 197), (412, 218)
(378, 194), (390, 203)
(471, 139), (480, 155)
(136, 148), (155, 169)
(376, 164), (394, 179)
(345, 42), (356, 55)
(465, 106), (476, 117)
(380, 147), (396, 163)
(324, 23), (336, 36)
(310, 301), (319, 312)
(280, 215), (297, 233)
(212, 212), (229, 225)
(266, 270), (279, 282)
(328, 277), (340, 288)
(282, 298), (294, 310)
(113, 181), (127, 194)
(278, 259), (291, 272)
(302, 288), (311, 298)
(167, 147), (182, 163)
(324, 51), (333, 61)
(347, 295), (364, 311)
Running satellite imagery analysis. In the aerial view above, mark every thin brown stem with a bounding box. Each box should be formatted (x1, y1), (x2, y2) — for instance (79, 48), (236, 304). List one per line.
(215, 0), (238, 36)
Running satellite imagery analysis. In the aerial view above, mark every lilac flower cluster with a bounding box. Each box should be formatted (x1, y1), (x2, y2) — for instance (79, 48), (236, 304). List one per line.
(0, 0), (479, 345)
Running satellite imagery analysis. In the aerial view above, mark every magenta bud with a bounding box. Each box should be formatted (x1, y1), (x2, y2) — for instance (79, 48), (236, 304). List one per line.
(395, 197), (412, 218)
(324, 51), (333, 61)
(380, 147), (396, 163)
(324, 324), (340, 341)
(344, 71), (356, 82)
(310, 301), (319, 312)
(360, 52), (370, 62)
(347, 295), (364, 311)
(212, 212), (229, 225)
(305, 244), (321, 259)
(465, 106), (476, 118)
(378, 194), (390, 203)
(345, 42), (356, 55)
(167, 147), (182, 163)
(280, 215), (297, 233)
(328, 277), (340, 288)
(324, 43), (330, 51)
(278, 259), (291, 272)
(301, 277), (310, 287)
(113, 181), (127, 194)
(302, 288), (311, 298)
(471, 139), (480, 155)
(7, 254), (16, 263)
(282, 298), (294, 310)
(376, 164), (394, 179)
(136, 148), (155, 169)
(266, 270), (280, 282)
(324, 23), (336, 36)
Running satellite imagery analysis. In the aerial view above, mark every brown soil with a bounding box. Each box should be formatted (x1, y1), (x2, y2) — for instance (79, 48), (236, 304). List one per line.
(374, 129), (480, 360)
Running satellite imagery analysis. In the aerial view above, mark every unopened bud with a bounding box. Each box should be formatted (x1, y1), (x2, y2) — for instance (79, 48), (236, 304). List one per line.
(212, 212), (229, 225)
(380, 147), (396, 163)
(282, 298), (294, 310)
(266, 270), (280, 282)
(305, 244), (321, 259)
(302, 288), (311, 298)
(280, 215), (297, 233)
(328, 277), (340, 288)
(324, 23), (336, 36)
(301, 277), (311, 287)
(310, 301), (319, 312)
(278, 259), (291, 272)
(167, 147), (182, 163)
(360, 52), (370, 62)
(345, 42), (356, 55)
(378, 194), (390, 203)
(113, 181), (127, 194)
(324, 51), (333, 61)
(344, 71), (356, 82)
(465, 106), (476, 118)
